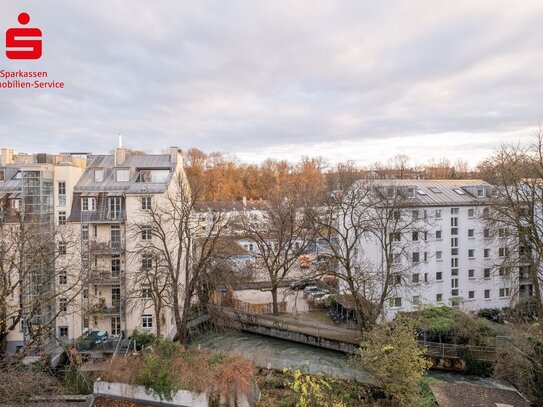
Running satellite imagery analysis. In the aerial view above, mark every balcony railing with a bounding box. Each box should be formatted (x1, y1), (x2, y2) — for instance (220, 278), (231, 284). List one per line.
(81, 210), (126, 223)
(87, 269), (123, 285)
(86, 302), (122, 316)
(87, 240), (125, 254)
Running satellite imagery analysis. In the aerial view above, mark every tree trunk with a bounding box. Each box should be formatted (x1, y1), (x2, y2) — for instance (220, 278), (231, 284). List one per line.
(271, 285), (279, 316)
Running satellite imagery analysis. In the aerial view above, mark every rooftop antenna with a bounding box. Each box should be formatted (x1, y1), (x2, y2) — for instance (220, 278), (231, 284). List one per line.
(118, 133), (123, 148)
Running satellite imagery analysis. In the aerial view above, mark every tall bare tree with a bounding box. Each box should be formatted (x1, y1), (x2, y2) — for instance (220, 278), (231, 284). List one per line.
(0, 212), (83, 353)
(309, 176), (429, 331)
(237, 192), (312, 315)
(482, 130), (543, 320)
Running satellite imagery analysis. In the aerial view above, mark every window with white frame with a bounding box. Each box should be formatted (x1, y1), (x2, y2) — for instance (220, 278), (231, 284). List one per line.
(141, 284), (152, 299)
(468, 229), (474, 238)
(58, 326), (69, 338)
(435, 230), (442, 239)
(436, 251), (442, 261)
(468, 291), (475, 299)
(58, 181), (66, 206)
(468, 249), (474, 258)
(59, 273), (67, 285)
(468, 208), (475, 217)
(82, 225), (89, 241)
(82, 197), (96, 211)
(59, 298), (68, 312)
(58, 241), (67, 255)
(141, 254), (153, 270)
(484, 229), (490, 238)
(468, 269), (475, 278)
(412, 252), (420, 263)
(499, 288), (510, 297)
(484, 289), (490, 299)
(484, 248), (490, 258)
(141, 226), (152, 241)
(388, 297), (402, 308)
(141, 314), (153, 328)
(58, 211), (66, 225)
(141, 196), (152, 210)
(484, 268), (491, 278)
(451, 208), (459, 214)
(436, 293), (443, 302)
(116, 169), (130, 182)
(435, 209), (442, 219)
(94, 169), (104, 182)
(436, 272), (443, 281)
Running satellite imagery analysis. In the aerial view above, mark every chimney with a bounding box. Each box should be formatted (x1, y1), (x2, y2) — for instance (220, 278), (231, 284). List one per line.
(242, 196), (247, 207)
(170, 146), (179, 164)
(1, 148), (13, 166)
(115, 148), (126, 166)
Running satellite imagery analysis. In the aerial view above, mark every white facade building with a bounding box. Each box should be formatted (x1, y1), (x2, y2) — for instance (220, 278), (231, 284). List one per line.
(345, 180), (516, 320)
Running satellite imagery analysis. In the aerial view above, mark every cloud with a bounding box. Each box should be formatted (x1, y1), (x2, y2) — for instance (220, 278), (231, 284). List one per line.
(1, 0), (542, 164)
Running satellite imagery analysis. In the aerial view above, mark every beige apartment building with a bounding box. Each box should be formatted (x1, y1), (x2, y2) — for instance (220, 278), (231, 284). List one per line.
(63, 146), (185, 342)
(1, 145), (187, 353)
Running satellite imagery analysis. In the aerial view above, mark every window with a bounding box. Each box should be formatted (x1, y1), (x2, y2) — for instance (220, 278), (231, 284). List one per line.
(451, 217), (458, 227)
(468, 291), (475, 299)
(388, 297), (402, 308)
(412, 295), (421, 304)
(141, 284), (152, 299)
(499, 288), (510, 297)
(498, 228), (507, 238)
(141, 196), (152, 210)
(412, 210), (419, 220)
(435, 209), (442, 219)
(451, 268), (458, 276)
(451, 278), (458, 288)
(451, 258), (458, 267)
(82, 198), (96, 211)
(11, 199), (21, 210)
(389, 232), (401, 242)
(412, 252), (420, 263)
(484, 268), (491, 278)
(468, 249), (474, 258)
(484, 249), (490, 258)
(499, 247), (509, 257)
(468, 229), (474, 238)
(58, 241), (67, 255)
(484, 229), (490, 239)
(94, 169), (104, 182)
(483, 207), (490, 217)
(116, 169), (130, 182)
(141, 254), (153, 270)
(468, 208), (475, 218)
(484, 289), (490, 299)
(412, 273), (420, 283)
(59, 298), (68, 312)
(58, 181), (66, 206)
(393, 252), (401, 264)
(83, 288), (88, 300)
(417, 189), (427, 196)
(59, 273), (67, 285)
(412, 231), (419, 241)
(423, 231), (428, 241)
(451, 208), (460, 214)
(82, 256), (89, 270)
(0, 169), (4, 182)
(436, 293), (443, 302)
(424, 252), (428, 262)
(93, 225), (98, 238)
(141, 226), (152, 241)
(453, 189), (466, 195)
(436, 230), (442, 239)
(451, 248), (458, 256)
(436, 251), (442, 261)
(58, 211), (66, 225)
(430, 187), (442, 194)
(82, 225), (89, 241)
(111, 255), (121, 278)
(451, 289), (459, 296)
(142, 314), (153, 329)
(58, 326), (69, 338)
(499, 267), (511, 277)
(477, 188), (485, 197)
(436, 272), (443, 281)
(386, 187), (395, 198)
(451, 228), (458, 235)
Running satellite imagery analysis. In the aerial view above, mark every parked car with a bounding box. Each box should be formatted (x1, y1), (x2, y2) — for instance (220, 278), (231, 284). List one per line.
(88, 330), (108, 344)
(310, 292), (331, 301)
(290, 280), (316, 290)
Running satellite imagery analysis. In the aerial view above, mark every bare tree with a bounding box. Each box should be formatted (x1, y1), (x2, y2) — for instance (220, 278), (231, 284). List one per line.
(389, 154), (411, 179)
(131, 173), (234, 343)
(483, 131), (543, 321)
(0, 212), (83, 353)
(308, 178), (429, 331)
(237, 192), (312, 315)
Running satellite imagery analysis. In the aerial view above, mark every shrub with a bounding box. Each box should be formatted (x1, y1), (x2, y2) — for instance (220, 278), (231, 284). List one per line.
(356, 317), (432, 405)
(478, 308), (505, 324)
(131, 330), (156, 350)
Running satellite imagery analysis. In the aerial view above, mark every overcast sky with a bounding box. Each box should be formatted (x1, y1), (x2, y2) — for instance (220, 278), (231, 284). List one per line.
(1, 1), (543, 166)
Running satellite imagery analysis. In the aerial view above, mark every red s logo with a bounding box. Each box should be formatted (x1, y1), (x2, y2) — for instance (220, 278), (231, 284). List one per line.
(6, 13), (42, 60)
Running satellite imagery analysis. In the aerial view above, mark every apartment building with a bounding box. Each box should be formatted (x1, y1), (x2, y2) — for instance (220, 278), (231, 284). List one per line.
(65, 146), (186, 342)
(0, 148), (87, 353)
(345, 179), (518, 320)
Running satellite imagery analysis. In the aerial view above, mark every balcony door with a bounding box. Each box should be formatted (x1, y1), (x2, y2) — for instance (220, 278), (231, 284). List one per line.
(109, 197), (122, 220)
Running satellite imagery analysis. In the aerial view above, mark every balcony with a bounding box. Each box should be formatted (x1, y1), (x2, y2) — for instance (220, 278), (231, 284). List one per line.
(81, 210), (126, 224)
(87, 240), (125, 254)
(86, 302), (122, 316)
(88, 269), (124, 285)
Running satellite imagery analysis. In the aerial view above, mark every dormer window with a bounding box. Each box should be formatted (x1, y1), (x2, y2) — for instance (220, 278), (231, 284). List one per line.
(136, 169), (169, 183)
(116, 169), (130, 182)
(407, 188), (416, 198)
(386, 187), (395, 198)
(14, 171), (21, 180)
(477, 188), (485, 197)
(94, 169), (104, 182)
(82, 197), (96, 211)
(11, 199), (21, 210)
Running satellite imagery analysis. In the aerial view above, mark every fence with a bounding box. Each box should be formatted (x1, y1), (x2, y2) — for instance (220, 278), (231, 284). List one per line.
(231, 299), (287, 314)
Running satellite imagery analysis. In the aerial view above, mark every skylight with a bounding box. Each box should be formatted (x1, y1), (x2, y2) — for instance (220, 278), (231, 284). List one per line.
(429, 187), (441, 193)
(453, 189), (466, 195)
(417, 189), (427, 195)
